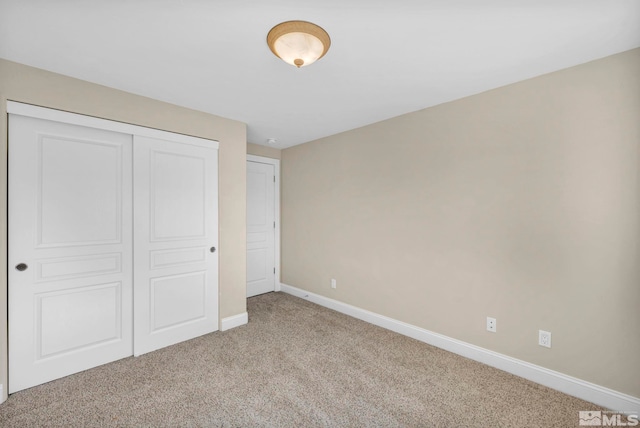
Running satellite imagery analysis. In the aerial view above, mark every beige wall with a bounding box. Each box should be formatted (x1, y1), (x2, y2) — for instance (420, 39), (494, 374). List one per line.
(0, 59), (248, 402)
(247, 142), (281, 159)
(281, 48), (640, 397)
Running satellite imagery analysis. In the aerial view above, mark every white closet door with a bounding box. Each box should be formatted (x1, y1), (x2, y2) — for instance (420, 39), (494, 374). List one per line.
(133, 135), (219, 356)
(8, 115), (133, 393)
(246, 160), (276, 297)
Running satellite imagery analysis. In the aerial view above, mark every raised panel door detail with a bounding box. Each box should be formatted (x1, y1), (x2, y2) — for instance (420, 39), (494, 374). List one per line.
(247, 169), (267, 226)
(247, 248), (268, 283)
(151, 151), (205, 241)
(150, 247), (207, 269)
(37, 253), (121, 282)
(247, 232), (267, 244)
(150, 272), (207, 331)
(37, 135), (121, 247)
(38, 283), (121, 359)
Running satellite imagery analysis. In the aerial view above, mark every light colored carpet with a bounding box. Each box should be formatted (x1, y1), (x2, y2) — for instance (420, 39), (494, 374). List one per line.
(0, 292), (601, 427)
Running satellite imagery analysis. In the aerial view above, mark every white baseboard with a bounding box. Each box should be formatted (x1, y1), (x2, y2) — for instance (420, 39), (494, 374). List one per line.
(220, 312), (248, 331)
(279, 283), (640, 415)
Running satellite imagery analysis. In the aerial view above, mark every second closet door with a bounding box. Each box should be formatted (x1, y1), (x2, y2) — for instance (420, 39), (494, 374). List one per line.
(133, 135), (219, 356)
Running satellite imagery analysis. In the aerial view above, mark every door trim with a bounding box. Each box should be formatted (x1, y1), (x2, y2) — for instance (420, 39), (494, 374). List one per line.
(7, 101), (219, 150)
(246, 155), (280, 293)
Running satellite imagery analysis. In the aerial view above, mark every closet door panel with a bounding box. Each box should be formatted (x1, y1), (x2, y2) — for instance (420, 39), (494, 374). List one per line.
(8, 115), (133, 393)
(8, 103), (221, 393)
(133, 135), (219, 356)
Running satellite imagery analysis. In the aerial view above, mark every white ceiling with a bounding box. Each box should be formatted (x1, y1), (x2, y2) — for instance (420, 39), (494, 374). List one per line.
(1, 1), (639, 148)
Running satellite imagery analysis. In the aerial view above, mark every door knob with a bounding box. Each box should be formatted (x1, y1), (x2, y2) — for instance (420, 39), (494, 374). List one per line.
(15, 263), (28, 271)
(210, 247), (216, 253)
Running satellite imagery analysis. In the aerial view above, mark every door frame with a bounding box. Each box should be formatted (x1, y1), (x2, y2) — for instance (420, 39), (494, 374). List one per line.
(246, 154), (280, 293)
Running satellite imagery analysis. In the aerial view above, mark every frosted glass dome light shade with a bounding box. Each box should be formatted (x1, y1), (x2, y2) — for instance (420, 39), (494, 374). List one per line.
(267, 21), (331, 68)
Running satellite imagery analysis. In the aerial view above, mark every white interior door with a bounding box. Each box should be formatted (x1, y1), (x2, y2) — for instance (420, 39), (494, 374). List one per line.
(133, 135), (219, 356)
(8, 115), (133, 393)
(246, 160), (275, 297)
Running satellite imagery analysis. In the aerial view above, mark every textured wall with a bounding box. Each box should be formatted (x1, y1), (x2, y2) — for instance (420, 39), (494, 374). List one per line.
(281, 49), (640, 397)
(0, 59), (248, 402)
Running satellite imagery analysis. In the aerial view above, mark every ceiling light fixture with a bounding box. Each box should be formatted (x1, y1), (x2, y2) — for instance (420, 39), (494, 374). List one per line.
(267, 20), (331, 68)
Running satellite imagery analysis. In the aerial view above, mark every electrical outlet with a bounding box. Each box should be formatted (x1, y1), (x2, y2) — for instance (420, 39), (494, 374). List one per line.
(486, 317), (496, 333)
(539, 330), (552, 348)
(331, 278), (337, 289)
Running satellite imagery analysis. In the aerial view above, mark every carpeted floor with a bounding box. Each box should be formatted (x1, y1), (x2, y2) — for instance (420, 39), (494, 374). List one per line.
(0, 292), (601, 427)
